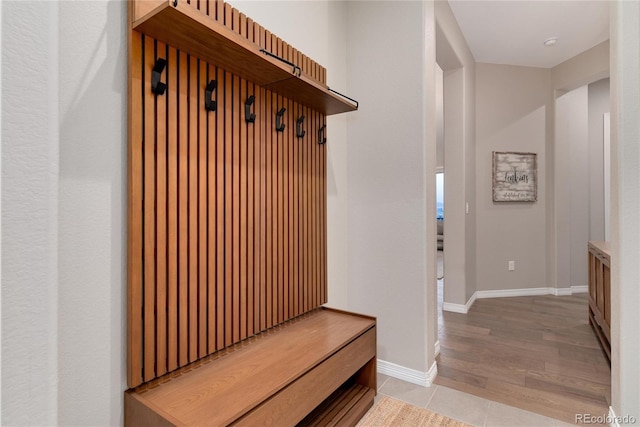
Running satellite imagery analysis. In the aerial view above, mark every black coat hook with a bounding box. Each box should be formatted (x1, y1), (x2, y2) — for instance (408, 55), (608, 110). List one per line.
(276, 108), (286, 132)
(204, 80), (217, 112)
(152, 58), (167, 95)
(296, 116), (305, 138)
(245, 95), (256, 123)
(318, 124), (326, 144)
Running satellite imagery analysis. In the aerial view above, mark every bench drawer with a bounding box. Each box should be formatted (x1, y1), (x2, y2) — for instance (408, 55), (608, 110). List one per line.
(233, 327), (376, 426)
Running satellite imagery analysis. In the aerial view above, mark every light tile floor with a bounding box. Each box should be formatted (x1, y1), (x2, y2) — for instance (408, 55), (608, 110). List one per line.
(377, 374), (578, 427)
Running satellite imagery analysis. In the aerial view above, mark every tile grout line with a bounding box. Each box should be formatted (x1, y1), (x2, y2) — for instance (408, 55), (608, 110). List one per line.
(483, 401), (493, 427)
(423, 384), (439, 408)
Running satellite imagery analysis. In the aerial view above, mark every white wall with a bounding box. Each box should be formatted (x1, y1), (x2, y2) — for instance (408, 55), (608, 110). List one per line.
(555, 85), (589, 289)
(3, 1), (128, 425)
(229, 0), (350, 309)
(588, 78), (610, 241)
(475, 64), (551, 292)
(549, 41), (610, 290)
(610, 0), (640, 420)
(346, 0), (435, 375)
(2, 2), (60, 424)
(57, 2), (127, 425)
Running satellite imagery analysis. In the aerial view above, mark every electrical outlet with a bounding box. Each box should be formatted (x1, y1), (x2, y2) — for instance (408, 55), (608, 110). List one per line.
(508, 261), (515, 271)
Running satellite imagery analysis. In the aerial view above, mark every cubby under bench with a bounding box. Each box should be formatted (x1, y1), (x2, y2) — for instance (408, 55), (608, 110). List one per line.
(125, 308), (376, 427)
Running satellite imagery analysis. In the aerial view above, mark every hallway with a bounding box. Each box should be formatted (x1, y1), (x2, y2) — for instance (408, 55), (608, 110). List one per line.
(436, 294), (610, 424)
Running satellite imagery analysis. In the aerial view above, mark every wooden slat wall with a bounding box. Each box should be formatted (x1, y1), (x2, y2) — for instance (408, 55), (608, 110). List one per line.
(128, 0), (328, 388)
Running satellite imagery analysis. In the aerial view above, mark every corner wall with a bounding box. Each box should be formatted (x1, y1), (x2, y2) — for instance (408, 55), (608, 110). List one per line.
(346, 0), (435, 376)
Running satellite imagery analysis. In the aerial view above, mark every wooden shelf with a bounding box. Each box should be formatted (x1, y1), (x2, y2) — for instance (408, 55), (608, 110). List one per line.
(132, 0), (357, 115)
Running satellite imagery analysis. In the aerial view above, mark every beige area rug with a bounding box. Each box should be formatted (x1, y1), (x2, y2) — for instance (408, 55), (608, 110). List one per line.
(357, 396), (471, 427)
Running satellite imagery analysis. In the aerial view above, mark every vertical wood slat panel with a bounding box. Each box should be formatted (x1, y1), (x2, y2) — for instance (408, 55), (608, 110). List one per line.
(266, 86), (273, 329)
(240, 77), (248, 341)
(188, 54), (199, 363)
(246, 19), (255, 339)
(292, 101), (299, 318)
(273, 35), (281, 326)
(277, 92), (284, 324)
(324, 117), (328, 303)
(233, 72), (240, 343)
(258, 26), (267, 333)
(259, 83), (267, 332)
(224, 69), (233, 347)
(128, 29), (144, 387)
(285, 97), (291, 320)
(207, 64), (217, 355)
(312, 108), (318, 309)
(301, 104), (308, 314)
(178, 50), (189, 368)
(156, 40), (168, 378)
(129, 1), (332, 386)
(216, 65), (225, 351)
(143, 35), (157, 383)
(240, 11), (249, 342)
(167, 45), (179, 373)
(316, 111), (322, 305)
(198, 59), (208, 359)
(316, 110), (321, 306)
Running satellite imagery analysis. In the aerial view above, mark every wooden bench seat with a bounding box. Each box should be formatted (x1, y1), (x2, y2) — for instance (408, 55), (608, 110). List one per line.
(125, 308), (376, 426)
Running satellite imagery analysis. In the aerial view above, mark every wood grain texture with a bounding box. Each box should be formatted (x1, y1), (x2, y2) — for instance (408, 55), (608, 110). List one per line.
(188, 54), (198, 363)
(143, 34), (157, 382)
(178, 49), (189, 368)
(128, 0), (330, 389)
(436, 293), (610, 424)
(198, 59), (208, 359)
(215, 65), (225, 352)
(156, 40), (168, 378)
(207, 64), (217, 355)
(167, 45), (179, 373)
(129, 309), (375, 426)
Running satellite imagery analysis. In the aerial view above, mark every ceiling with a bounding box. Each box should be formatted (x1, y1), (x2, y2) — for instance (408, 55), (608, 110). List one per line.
(447, 0), (610, 68)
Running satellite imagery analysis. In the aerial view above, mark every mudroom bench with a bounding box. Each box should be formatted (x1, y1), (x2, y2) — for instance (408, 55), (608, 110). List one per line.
(125, 308), (376, 426)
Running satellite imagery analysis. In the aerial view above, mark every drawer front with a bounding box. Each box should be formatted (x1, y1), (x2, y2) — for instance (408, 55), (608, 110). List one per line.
(233, 327), (376, 426)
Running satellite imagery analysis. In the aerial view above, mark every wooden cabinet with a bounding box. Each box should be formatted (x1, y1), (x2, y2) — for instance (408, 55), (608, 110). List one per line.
(588, 241), (611, 361)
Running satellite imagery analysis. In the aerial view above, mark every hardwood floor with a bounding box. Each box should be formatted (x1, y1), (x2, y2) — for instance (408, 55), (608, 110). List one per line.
(436, 291), (611, 425)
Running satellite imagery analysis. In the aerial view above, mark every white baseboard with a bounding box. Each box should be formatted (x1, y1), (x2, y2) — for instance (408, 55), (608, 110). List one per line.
(442, 286), (586, 314)
(426, 361), (438, 386)
(377, 359), (437, 387)
(477, 287), (555, 299)
(434, 340), (440, 357)
(442, 292), (477, 314)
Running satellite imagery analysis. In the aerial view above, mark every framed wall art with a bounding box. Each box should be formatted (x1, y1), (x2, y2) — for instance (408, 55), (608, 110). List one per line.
(492, 151), (537, 202)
